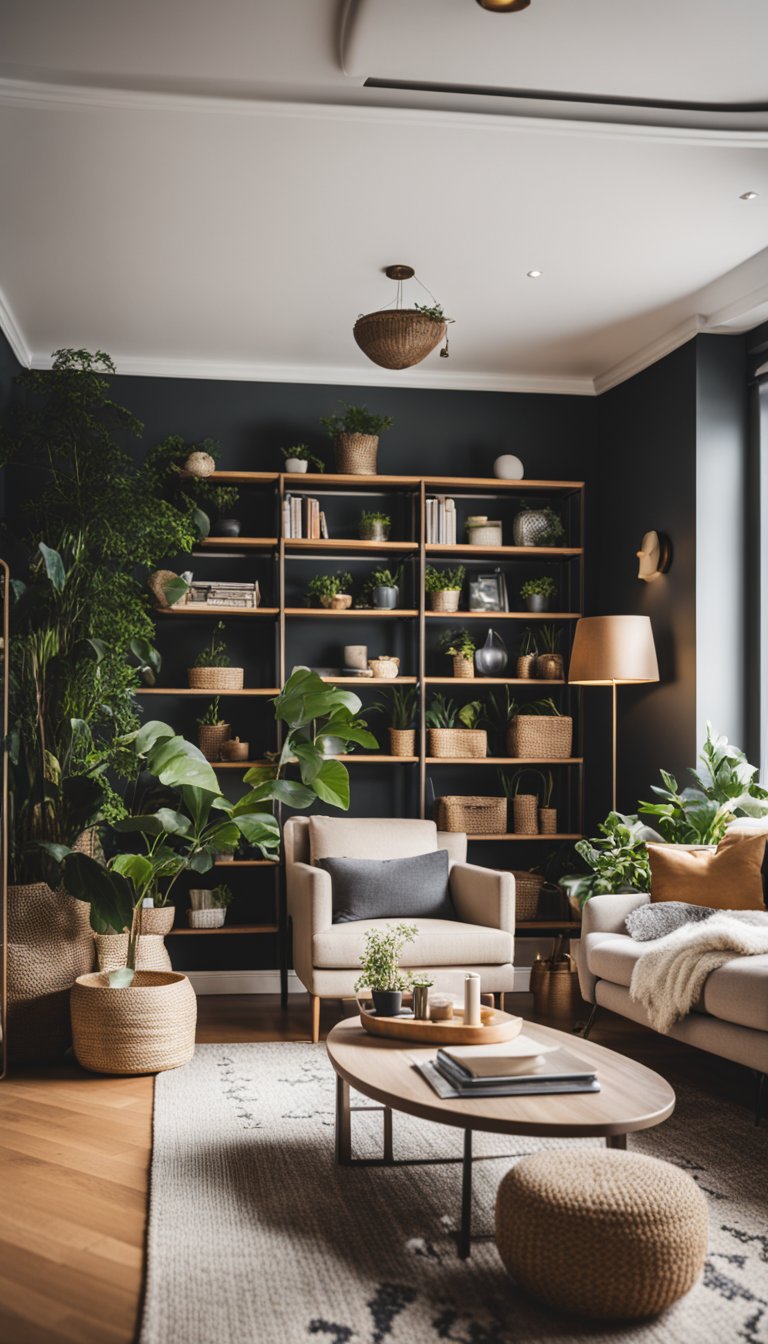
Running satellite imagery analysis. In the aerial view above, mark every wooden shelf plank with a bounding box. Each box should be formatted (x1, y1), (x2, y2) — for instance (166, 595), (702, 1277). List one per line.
(200, 471), (583, 491)
(467, 833), (583, 841)
(282, 472), (419, 487)
(426, 545), (582, 557)
(167, 924), (279, 935)
(427, 757), (583, 765)
(213, 859), (278, 866)
(154, 606), (279, 617)
(425, 611), (580, 621)
(284, 539), (416, 551)
(284, 608), (418, 617)
(134, 688), (280, 696)
(317, 675), (418, 684)
(192, 471), (279, 483)
(424, 677), (565, 685)
(423, 476), (584, 491)
(197, 537), (277, 549)
(213, 755), (418, 766)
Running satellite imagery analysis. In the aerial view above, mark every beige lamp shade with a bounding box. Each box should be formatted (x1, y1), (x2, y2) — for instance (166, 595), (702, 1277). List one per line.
(568, 616), (659, 685)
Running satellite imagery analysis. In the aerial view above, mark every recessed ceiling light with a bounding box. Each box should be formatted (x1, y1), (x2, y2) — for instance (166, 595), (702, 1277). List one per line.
(527, 270), (543, 278)
(476, 0), (531, 10)
(740, 191), (759, 200)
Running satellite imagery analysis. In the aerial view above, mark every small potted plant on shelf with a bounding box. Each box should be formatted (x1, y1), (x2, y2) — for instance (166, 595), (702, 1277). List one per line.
(306, 572), (354, 610)
(320, 402), (394, 476)
(425, 564), (465, 613)
(353, 923), (418, 1017)
(425, 693), (487, 758)
(188, 621), (244, 690)
(197, 697), (232, 761)
(520, 576), (557, 613)
(359, 510), (391, 542)
(483, 686), (519, 756)
(188, 883), (234, 929)
(517, 628), (539, 679)
(538, 770), (557, 834)
(281, 444), (325, 474)
(370, 564), (402, 609)
(499, 767), (544, 835)
(220, 736), (250, 762)
(512, 505), (565, 547)
(439, 627), (477, 678)
(371, 684), (419, 757)
(507, 697), (573, 760)
(535, 623), (564, 680)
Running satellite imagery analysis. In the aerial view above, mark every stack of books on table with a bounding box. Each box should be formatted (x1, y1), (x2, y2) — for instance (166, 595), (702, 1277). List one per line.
(417, 1035), (599, 1099)
(187, 580), (261, 609)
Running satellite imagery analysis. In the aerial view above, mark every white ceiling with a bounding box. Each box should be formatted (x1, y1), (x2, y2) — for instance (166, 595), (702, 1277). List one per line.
(1, 0), (768, 395)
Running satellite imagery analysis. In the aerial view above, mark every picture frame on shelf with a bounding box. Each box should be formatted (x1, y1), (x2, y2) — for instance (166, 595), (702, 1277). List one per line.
(469, 570), (508, 613)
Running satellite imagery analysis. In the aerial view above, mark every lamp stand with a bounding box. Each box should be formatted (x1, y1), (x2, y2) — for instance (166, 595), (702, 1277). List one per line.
(611, 681), (617, 814)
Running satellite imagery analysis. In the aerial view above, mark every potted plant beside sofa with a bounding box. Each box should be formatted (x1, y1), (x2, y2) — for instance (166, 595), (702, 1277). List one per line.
(353, 923), (418, 1017)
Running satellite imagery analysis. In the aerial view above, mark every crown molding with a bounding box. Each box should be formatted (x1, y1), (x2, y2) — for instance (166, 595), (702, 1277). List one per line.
(0, 287), (31, 367)
(27, 349), (596, 396)
(2, 76), (768, 149)
(592, 316), (704, 395)
(704, 278), (768, 331)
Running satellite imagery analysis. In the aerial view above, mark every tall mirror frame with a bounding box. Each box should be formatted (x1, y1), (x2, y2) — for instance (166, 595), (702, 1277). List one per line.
(0, 557), (8, 1078)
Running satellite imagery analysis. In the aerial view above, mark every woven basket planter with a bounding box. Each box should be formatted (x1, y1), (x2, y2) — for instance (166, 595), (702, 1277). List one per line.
(7, 882), (95, 1063)
(539, 807), (558, 835)
(428, 727), (487, 759)
(198, 722), (231, 761)
(187, 666), (244, 691)
(95, 933), (172, 973)
(452, 655), (475, 679)
(188, 908), (226, 929)
(353, 309), (445, 371)
(516, 654), (538, 679)
(141, 906), (176, 936)
(334, 433), (379, 475)
(510, 871), (546, 922)
(512, 794), (539, 834)
(508, 716), (573, 759)
(70, 971), (197, 1075)
(389, 728), (416, 757)
(428, 589), (461, 613)
(438, 796), (507, 834)
(536, 653), (565, 681)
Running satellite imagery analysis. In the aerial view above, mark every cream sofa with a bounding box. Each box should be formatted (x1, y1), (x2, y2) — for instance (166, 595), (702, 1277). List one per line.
(284, 816), (515, 1042)
(577, 892), (768, 1088)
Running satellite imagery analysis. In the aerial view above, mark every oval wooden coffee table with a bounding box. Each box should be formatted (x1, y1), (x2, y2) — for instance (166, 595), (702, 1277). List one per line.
(326, 1016), (675, 1258)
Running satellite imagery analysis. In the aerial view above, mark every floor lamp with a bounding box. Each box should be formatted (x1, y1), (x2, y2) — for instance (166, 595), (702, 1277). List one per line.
(568, 615), (659, 813)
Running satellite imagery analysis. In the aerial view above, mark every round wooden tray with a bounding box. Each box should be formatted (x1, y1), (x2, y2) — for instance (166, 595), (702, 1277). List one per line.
(357, 1000), (524, 1046)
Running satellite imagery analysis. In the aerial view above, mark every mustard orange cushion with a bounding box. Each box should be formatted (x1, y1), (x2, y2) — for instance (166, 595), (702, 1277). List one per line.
(647, 831), (767, 910)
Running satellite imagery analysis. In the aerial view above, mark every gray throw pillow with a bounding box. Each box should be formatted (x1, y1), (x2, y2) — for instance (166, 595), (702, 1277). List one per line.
(319, 849), (455, 924)
(625, 901), (717, 942)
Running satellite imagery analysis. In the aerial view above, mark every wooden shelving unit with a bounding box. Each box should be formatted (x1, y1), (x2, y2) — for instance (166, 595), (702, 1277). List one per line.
(146, 469), (586, 988)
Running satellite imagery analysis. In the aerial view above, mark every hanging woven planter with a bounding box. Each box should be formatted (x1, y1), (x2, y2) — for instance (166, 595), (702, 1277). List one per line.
(353, 309), (446, 370)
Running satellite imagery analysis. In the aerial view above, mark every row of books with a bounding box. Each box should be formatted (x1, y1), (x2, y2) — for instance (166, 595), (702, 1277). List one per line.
(425, 495), (457, 544)
(187, 580), (261, 609)
(417, 1036), (599, 1098)
(283, 494), (329, 539)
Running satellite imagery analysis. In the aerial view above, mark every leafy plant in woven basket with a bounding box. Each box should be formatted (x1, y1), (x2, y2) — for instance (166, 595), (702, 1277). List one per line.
(370, 684), (419, 757)
(535, 622), (564, 679)
(306, 571), (354, 609)
(425, 564), (465, 613)
(188, 621), (244, 690)
(439, 626), (476, 677)
(426, 693), (487, 759)
(196, 697), (231, 762)
(193, 623), (230, 668)
(507, 697), (573, 760)
(321, 403), (394, 475)
(353, 923), (418, 1016)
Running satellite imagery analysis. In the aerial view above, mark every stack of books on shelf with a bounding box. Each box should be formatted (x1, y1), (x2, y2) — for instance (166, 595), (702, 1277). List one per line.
(283, 494), (328, 539)
(425, 495), (457, 544)
(417, 1035), (599, 1098)
(187, 580), (261, 609)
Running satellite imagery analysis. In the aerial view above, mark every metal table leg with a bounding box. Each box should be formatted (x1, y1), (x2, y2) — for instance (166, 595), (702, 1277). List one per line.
(458, 1128), (473, 1259)
(335, 1074), (352, 1164)
(606, 1133), (627, 1150)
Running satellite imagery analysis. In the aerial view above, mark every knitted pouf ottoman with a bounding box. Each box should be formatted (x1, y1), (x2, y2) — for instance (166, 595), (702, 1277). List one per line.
(495, 1149), (708, 1321)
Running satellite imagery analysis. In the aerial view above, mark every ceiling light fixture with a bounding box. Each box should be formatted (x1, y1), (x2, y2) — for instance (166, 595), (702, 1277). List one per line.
(475, 0), (531, 11)
(740, 191), (759, 200)
(527, 270), (543, 278)
(353, 265), (454, 370)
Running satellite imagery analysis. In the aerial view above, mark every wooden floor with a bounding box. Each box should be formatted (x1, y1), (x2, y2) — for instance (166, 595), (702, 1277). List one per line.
(0, 994), (758, 1344)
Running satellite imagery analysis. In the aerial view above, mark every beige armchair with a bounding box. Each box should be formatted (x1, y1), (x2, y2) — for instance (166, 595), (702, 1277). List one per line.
(284, 816), (515, 1042)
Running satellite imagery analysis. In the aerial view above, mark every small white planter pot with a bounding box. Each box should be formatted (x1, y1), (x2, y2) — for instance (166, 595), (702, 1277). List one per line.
(284, 459), (309, 473)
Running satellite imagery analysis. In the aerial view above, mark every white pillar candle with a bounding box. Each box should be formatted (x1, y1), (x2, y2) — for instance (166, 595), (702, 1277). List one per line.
(464, 973), (481, 1027)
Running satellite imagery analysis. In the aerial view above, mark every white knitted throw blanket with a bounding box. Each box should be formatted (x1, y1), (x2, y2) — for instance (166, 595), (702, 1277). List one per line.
(629, 910), (768, 1033)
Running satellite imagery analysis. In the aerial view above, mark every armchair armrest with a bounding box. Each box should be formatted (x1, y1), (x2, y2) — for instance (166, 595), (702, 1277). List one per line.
(450, 862), (515, 935)
(286, 861), (333, 990)
(581, 891), (650, 937)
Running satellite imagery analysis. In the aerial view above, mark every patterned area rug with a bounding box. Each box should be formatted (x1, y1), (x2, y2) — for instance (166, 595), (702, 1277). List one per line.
(139, 1042), (768, 1344)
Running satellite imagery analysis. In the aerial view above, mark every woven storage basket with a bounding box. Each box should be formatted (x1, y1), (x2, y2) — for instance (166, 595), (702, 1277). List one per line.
(516, 654), (537, 679)
(438, 796), (507, 834)
(512, 794), (539, 834)
(187, 666), (244, 690)
(452, 655), (475, 679)
(198, 722), (231, 761)
(531, 956), (582, 1019)
(353, 309), (445, 371)
(536, 653), (565, 680)
(7, 882), (95, 1063)
(140, 906), (176, 936)
(539, 806), (557, 835)
(188, 908), (226, 929)
(508, 715), (573, 759)
(95, 933), (172, 973)
(334, 433), (379, 475)
(70, 971), (197, 1075)
(510, 871), (546, 921)
(428, 589), (460, 613)
(428, 727), (487, 759)
(389, 728), (416, 757)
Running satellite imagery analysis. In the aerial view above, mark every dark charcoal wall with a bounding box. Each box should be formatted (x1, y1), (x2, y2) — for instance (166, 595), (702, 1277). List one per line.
(0, 329), (23, 522)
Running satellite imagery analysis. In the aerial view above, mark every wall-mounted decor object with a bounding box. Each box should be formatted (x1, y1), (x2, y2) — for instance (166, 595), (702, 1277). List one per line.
(353, 265), (453, 369)
(493, 454), (525, 479)
(636, 530), (672, 582)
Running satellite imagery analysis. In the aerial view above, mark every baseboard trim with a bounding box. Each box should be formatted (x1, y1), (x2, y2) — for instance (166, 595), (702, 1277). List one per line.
(185, 967), (531, 995)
